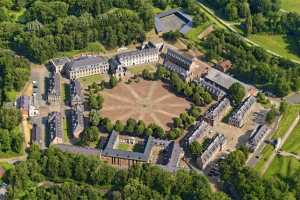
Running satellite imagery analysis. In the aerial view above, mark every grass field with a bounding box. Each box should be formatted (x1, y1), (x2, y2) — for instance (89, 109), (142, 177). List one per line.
(282, 122), (300, 154)
(79, 74), (106, 87)
(254, 105), (300, 172)
(265, 155), (300, 177)
(0, 162), (13, 171)
(128, 65), (156, 75)
(186, 22), (211, 42)
(254, 144), (274, 172)
(56, 42), (106, 58)
(272, 105), (300, 139)
(249, 34), (300, 62)
(117, 143), (131, 151)
(281, 0), (300, 14)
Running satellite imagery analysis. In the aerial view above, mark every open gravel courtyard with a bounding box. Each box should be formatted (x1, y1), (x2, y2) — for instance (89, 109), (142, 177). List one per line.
(100, 80), (191, 129)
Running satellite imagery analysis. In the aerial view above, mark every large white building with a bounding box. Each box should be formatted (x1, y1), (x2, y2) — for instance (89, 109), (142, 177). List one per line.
(64, 56), (109, 79)
(116, 48), (159, 67)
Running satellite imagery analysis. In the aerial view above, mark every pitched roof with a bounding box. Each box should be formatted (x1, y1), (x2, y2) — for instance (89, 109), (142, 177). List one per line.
(65, 56), (108, 72)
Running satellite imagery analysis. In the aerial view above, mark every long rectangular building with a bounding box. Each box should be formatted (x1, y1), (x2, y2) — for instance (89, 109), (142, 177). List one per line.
(47, 73), (61, 105)
(229, 96), (256, 128)
(188, 120), (209, 144)
(48, 112), (63, 145)
(64, 56), (109, 79)
(70, 79), (83, 107)
(197, 133), (226, 169)
(197, 78), (226, 101)
(204, 98), (231, 126)
(247, 125), (270, 152)
(116, 48), (159, 68)
(71, 105), (84, 139)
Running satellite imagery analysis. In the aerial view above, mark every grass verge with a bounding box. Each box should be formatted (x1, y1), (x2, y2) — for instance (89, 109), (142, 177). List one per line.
(128, 65), (156, 75)
(282, 122), (300, 154)
(265, 155), (300, 178)
(281, 0), (300, 14)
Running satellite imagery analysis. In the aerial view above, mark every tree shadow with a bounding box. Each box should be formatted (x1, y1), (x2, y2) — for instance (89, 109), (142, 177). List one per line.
(284, 34), (300, 59)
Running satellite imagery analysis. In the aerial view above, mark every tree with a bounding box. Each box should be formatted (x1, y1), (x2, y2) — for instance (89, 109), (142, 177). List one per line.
(109, 76), (118, 88)
(88, 94), (104, 110)
(228, 83), (246, 106)
(173, 117), (183, 128)
(266, 106), (277, 124)
(244, 14), (253, 36)
(114, 120), (124, 132)
(189, 141), (203, 159)
(89, 110), (100, 126)
(0, 108), (22, 130)
(144, 127), (153, 136)
(81, 126), (99, 144)
(279, 100), (288, 114)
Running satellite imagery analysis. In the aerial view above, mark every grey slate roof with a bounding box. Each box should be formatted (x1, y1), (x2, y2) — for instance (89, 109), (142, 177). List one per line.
(48, 112), (63, 141)
(197, 78), (226, 100)
(117, 48), (158, 61)
(70, 79), (82, 103)
(165, 142), (182, 172)
(155, 9), (193, 34)
(102, 131), (154, 162)
(247, 125), (269, 151)
(229, 96), (256, 123)
(205, 68), (250, 91)
(48, 73), (61, 96)
(51, 57), (70, 67)
(53, 144), (101, 156)
(65, 56), (108, 72)
(18, 96), (30, 110)
(188, 120), (209, 144)
(205, 98), (230, 121)
(164, 48), (193, 70)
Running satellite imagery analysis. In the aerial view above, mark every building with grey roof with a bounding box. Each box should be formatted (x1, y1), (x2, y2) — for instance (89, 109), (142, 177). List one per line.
(32, 123), (43, 147)
(109, 58), (127, 79)
(48, 112), (63, 145)
(64, 55), (109, 79)
(188, 120), (209, 144)
(49, 57), (70, 72)
(155, 9), (193, 35)
(164, 48), (210, 81)
(229, 96), (256, 128)
(18, 96), (30, 117)
(47, 73), (61, 105)
(70, 79), (83, 107)
(204, 98), (231, 126)
(116, 47), (159, 68)
(196, 78), (226, 101)
(197, 133), (226, 169)
(205, 68), (257, 96)
(54, 144), (101, 157)
(247, 125), (270, 152)
(71, 105), (84, 139)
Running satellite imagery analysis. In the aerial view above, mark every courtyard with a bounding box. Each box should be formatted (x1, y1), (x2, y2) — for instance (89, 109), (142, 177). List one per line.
(100, 79), (191, 130)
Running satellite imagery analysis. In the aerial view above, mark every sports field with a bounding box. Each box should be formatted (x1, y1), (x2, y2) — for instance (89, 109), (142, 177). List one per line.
(281, 0), (300, 14)
(249, 34), (300, 62)
(265, 155), (300, 177)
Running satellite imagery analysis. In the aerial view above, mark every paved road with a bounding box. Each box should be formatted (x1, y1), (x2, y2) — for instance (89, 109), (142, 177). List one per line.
(261, 115), (300, 174)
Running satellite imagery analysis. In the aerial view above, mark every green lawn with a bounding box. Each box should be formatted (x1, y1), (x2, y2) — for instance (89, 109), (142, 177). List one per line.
(265, 155), (300, 178)
(0, 162), (13, 171)
(79, 74), (106, 87)
(249, 34), (300, 62)
(56, 42), (106, 58)
(282, 122), (300, 154)
(254, 145), (274, 173)
(5, 90), (19, 102)
(272, 105), (300, 139)
(281, 0), (300, 14)
(186, 22), (211, 42)
(117, 143), (131, 151)
(63, 118), (70, 143)
(128, 65), (156, 75)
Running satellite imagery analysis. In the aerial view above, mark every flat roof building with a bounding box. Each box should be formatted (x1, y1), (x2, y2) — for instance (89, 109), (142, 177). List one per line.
(197, 133), (226, 169)
(155, 9), (193, 35)
(48, 112), (63, 145)
(47, 73), (61, 105)
(229, 96), (256, 128)
(64, 56), (109, 79)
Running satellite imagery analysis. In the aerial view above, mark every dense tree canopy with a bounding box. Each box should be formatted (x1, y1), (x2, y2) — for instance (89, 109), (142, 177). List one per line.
(6, 146), (229, 199)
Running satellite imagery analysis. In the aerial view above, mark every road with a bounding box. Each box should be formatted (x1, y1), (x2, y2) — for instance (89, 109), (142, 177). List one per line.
(261, 114), (300, 174)
(196, 1), (300, 64)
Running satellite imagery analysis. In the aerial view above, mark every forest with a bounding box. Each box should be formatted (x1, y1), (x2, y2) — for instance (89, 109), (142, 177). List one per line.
(5, 145), (230, 200)
(204, 29), (300, 97)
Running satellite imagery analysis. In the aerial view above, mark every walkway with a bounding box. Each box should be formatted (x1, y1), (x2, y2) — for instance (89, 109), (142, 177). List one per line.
(278, 151), (300, 161)
(261, 115), (300, 174)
